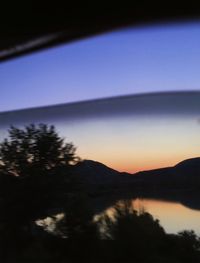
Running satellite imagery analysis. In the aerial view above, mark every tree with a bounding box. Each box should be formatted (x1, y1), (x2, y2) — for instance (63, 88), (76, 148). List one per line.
(0, 124), (80, 261)
(0, 124), (79, 177)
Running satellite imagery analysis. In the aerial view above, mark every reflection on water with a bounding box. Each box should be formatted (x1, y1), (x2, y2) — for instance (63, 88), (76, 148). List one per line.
(36, 213), (64, 233)
(95, 198), (200, 235)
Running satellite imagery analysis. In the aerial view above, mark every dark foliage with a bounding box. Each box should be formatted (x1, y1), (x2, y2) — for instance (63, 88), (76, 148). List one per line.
(0, 124), (81, 262)
(0, 124), (200, 262)
(0, 124), (79, 177)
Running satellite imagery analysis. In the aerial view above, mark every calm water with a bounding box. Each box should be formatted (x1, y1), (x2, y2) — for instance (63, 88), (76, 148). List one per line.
(96, 198), (200, 235)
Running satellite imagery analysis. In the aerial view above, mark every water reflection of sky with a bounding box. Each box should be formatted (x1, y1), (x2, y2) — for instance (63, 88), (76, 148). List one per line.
(133, 199), (200, 234)
(97, 198), (200, 235)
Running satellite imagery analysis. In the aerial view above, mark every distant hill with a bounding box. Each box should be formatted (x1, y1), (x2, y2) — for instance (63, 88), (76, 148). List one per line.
(73, 157), (200, 189)
(70, 158), (200, 212)
(73, 160), (130, 185)
(134, 157), (200, 187)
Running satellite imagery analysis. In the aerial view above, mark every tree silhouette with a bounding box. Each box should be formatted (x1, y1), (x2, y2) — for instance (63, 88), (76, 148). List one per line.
(1, 124), (200, 262)
(0, 124), (81, 261)
(96, 200), (166, 261)
(98, 200), (165, 241)
(0, 124), (79, 177)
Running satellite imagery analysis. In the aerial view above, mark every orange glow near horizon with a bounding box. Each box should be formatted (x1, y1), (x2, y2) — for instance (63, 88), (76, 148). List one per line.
(58, 113), (200, 173)
(87, 154), (199, 174)
(103, 152), (200, 173)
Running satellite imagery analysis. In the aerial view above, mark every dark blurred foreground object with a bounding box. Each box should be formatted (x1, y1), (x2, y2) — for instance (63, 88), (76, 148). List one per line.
(0, 124), (200, 262)
(1, 3), (200, 61)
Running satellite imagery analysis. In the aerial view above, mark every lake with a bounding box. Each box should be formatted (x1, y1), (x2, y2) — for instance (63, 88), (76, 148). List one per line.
(94, 198), (200, 235)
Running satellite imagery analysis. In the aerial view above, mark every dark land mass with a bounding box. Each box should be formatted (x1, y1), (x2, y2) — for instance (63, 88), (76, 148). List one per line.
(1, 157), (200, 262)
(1, 125), (200, 262)
(134, 157), (200, 188)
(1, 156), (200, 220)
(72, 157), (200, 212)
(74, 157), (200, 188)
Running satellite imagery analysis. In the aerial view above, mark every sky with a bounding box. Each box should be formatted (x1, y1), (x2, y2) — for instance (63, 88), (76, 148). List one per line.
(1, 21), (200, 112)
(57, 114), (200, 173)
(1, 92), (200, 173)
(1, 21), (200, 173)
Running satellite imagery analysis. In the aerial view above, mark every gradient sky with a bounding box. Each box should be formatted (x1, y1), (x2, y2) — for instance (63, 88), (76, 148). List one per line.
(1, 21), (200, 112)
(57, 115), (200, 173)
(1, 92), (200, 173)
(1, 22), (200, 173)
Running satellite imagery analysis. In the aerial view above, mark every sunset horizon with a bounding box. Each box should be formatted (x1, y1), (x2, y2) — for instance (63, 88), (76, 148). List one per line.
(82, 155), (200, 174)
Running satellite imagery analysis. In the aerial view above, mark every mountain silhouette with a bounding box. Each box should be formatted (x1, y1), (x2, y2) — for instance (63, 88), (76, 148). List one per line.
(175, 157), (200, 168)
(134, 157), (200, 187)
(175, 157), (200, 178)
(72, 157), (200, 211)
(74, 160), (130, 184)
(73, 157), (200, 189)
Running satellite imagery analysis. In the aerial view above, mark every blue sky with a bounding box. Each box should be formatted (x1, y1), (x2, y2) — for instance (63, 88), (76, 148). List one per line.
(1, 21), (200, 112)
